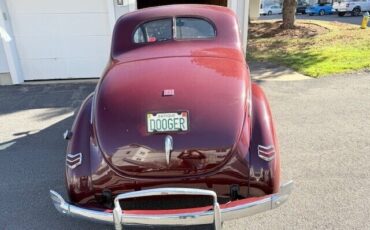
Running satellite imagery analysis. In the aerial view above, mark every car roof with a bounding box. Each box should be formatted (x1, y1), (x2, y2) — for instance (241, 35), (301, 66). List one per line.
(111, 4), (243, 62)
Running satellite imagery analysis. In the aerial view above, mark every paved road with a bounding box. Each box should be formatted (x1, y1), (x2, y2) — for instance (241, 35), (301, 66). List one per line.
(259, 13), (369, 26)
(1, 74), (370, 229)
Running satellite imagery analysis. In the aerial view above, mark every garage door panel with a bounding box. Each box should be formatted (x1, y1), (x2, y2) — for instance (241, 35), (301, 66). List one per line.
(57, 14), (110, 36)
(11, 13), (109, 37)
(7, 0), (107, 14)
(7, 0), (111, 80)
(21, 59), (68, 80)
(59, 36), (110, 59)
(10, 14), (59, 36)
(16, 35), (110, 68)
(66, 58), (108, 78)
(21, 57), (107, 80)
(16, 36), (58, 59)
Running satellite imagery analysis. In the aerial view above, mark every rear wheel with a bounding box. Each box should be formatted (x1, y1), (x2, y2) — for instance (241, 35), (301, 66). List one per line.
(319, 9), (325, 16)
(338, 12), (346, 17)
(309, 13), (314, 16)
(268, 11), (272, 15)
(351, 7), (361, 16)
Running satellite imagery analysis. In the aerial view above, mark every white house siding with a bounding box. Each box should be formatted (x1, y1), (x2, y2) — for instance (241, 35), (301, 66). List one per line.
(114, 0), (136, 20)
(5, 0), (112, 80)
(249, 0), (261, 19)
(261, 0), (283, 7)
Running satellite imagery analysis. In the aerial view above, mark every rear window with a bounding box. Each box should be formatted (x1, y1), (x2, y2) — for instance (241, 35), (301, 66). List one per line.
(133, 19), (173, 43)
(175, 18), (216, 40)
(133, 17), (216, 44)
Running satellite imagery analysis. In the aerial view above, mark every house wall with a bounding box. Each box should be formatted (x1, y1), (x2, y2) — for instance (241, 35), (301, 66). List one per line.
(250, 0), (262, 19)
(308, 0), (333, 5)
(261, 0), (283, 7)
(113, 0), (136, 21)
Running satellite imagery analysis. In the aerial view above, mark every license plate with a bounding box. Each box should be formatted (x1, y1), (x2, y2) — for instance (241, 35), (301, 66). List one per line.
(147, 112), (189, 133)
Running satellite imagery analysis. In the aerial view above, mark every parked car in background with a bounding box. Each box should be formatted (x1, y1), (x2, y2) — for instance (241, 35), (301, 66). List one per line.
(332, 0), (370, 16)
(296, 1), (309, 14)
(306, 3), (334, 16)
(260, 4), (282, 15)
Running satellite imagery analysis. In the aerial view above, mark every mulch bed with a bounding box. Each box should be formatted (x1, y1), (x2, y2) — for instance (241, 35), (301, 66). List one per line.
(248, 21), (329, 39)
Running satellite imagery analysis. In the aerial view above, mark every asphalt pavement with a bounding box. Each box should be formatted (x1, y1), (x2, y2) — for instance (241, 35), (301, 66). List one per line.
(1, 73), (370, 229)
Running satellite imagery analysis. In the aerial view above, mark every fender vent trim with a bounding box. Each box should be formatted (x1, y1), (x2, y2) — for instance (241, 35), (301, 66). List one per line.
(257, 145), (275, 161)
(66, 153), (82, 169)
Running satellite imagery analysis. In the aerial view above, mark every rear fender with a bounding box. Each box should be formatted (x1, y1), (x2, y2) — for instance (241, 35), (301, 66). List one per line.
(65, 94), (94, 203)
(249, 83), (280, 195)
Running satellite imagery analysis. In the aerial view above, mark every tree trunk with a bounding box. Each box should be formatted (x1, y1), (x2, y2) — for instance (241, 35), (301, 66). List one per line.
(282, 0), (297, 29)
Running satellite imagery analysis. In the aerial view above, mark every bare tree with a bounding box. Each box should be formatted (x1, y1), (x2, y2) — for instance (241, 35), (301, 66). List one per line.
(282, 0), (297, 29)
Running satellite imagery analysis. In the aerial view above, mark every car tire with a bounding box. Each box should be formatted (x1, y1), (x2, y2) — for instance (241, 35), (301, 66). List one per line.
(319, 10), (325, 16)
(309, 13), (314, 16)
(338, 12), (346, 17)
(351, 7), (361, 16)
(268, 11), (272, 15)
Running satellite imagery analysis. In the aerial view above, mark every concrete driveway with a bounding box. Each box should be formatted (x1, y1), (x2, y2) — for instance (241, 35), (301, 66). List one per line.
(1, 74), (370, 229)
(259, 14), (369, 26)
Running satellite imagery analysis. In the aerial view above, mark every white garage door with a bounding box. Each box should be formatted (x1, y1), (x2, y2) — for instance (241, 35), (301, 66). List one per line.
(6, 0), (111, 80)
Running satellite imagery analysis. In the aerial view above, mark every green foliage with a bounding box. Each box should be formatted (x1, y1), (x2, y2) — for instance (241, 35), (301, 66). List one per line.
(248, 21), (370, 77)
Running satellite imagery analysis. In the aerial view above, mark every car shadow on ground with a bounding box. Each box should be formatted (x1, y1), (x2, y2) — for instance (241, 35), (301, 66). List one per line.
(0, 83), (214, 230)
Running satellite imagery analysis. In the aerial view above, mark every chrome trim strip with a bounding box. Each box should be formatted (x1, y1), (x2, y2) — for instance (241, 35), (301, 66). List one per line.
(66, 153), (82, 169)
(50, 181), (293, 229)
(257, 145), (275, 161)
(63, 130), (72, 140)
(164, 135), (173, 165)
(90, 92), (96, 125)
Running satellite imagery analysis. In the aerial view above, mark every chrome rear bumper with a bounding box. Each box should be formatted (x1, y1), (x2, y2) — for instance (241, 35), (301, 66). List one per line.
(50, 181), (293, 229)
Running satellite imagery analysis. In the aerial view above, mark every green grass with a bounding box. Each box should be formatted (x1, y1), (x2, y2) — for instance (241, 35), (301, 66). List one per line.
(247, 20), (370, 77)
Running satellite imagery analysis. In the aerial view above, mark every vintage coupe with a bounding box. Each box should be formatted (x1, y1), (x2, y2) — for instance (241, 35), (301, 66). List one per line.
(50, 4), (292, 230)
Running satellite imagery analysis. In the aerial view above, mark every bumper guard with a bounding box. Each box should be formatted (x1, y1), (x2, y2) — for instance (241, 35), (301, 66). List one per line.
(50, 180), (293, 229)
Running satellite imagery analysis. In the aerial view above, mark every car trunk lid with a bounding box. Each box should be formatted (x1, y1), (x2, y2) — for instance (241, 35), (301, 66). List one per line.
(95, 56), (249, 178)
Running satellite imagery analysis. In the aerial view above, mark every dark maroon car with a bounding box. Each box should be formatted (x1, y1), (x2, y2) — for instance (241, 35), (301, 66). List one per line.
(50, 4), (292, 230)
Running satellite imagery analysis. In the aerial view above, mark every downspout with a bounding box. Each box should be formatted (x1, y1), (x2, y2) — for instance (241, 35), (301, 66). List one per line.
(0, 0), (23, 84)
